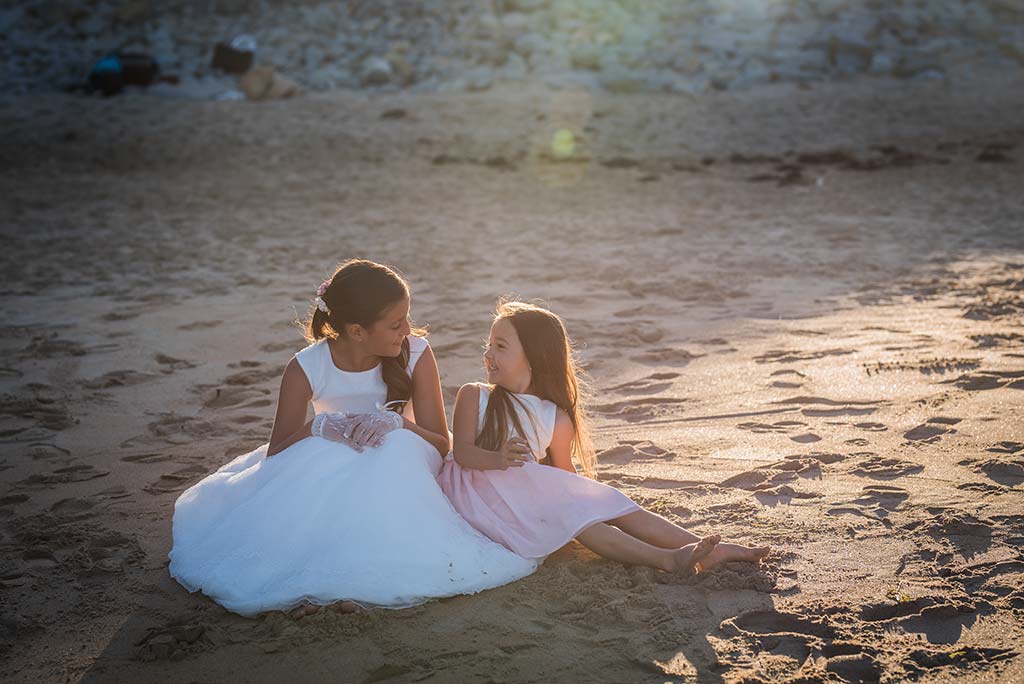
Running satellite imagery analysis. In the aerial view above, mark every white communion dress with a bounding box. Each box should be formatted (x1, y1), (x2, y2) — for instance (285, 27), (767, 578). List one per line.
(169, 335), (538, 616)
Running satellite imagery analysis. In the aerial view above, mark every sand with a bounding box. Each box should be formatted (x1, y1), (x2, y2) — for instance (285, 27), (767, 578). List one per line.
(1, 70), (1023, 683)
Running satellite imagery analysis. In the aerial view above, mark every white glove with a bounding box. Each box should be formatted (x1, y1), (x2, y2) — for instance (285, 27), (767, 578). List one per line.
(345, 409), (404, 448)
(311, 412), (357, 444)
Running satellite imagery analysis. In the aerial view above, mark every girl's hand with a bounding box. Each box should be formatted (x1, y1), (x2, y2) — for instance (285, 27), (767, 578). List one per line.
(496, 437), (532, 469)
(311, 412), (357, 447)
(347, 411), (404, 449)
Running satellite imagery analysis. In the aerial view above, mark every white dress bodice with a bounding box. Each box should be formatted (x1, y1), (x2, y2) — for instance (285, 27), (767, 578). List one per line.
(295, 335), (428, 419)
(476, 384), (558, 462)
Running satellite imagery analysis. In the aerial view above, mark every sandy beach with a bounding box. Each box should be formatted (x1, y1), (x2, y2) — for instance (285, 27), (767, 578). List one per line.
(1, 68), (1023, 683)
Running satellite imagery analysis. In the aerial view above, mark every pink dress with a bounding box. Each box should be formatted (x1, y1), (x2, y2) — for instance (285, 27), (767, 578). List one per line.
(437, 384), (640, 560)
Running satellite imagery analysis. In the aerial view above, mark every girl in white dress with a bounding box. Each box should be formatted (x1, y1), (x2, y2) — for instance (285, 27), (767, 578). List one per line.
(169, 259), (537, 617)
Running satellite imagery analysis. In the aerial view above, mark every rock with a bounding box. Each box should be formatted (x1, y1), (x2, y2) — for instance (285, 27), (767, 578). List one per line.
(213, 0), (254, 15)
(513, 33), (548, 60)
(600, 68), (647, 93)
(303, 44), (324, 70)
(360, 56), (392, 86)
(869, 52), (895, 74)
(501, 12), (530, 35)
(115, 0), (151, 24)
(570, 43), (602, 70)
(475, 13), (500, 40)
(505, 0), (548, 12)
(465, 66), (494, 91)
(827, 36), (874, 73)
(306, 66), (348, 91)
(239, 65), (303, 100)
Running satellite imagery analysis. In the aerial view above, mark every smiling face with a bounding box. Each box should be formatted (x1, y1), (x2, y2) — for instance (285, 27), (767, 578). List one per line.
(483, 317), (532, 393)
(358, 296), (411, 357)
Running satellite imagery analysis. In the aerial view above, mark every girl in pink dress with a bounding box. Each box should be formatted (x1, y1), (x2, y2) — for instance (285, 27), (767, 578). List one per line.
(437, 298), (770, 575)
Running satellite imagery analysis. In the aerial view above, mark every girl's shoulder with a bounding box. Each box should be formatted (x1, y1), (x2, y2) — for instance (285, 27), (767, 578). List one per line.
(293, 338), (329, 386)
(407, 334), (430, 375)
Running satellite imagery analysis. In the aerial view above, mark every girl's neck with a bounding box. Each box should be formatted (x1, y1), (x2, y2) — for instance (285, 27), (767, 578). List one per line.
(497, 380), (535, 396)
(327, 337), (379, 372)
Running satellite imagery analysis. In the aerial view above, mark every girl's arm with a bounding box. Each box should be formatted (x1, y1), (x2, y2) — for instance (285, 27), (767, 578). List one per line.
(266, 358), (314, 457)
(452, 383), (531, 470)
(546, 409), (579, 474)
(403, 345), (451, 457)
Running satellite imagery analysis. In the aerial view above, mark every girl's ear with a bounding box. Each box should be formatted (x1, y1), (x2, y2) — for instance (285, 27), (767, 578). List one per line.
(345, 322), (365, 341)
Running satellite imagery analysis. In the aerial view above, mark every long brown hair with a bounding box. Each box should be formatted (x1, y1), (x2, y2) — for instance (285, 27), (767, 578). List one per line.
(476, 298), (596, 477)
(302, 259), (425, 412)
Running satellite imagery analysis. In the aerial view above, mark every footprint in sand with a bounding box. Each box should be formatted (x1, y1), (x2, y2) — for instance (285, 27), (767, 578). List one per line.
(854, 421), (888, 432)
(790, 433), (821, 443)
(772, 395), (883, 418)
(754, 348), (855, 364)
(850, 454), (924, 479)
(80, 369), (157, 390)
(177, 320), (222, 331)
(770, 370), (807, 389)
(223, 365), (286, 386)
(903, 417), (961, 443)
(121, 451), (173, 464)
(17, 463), (109, 488)
(949, 369), (1024, 391)
(736, 420), (807, 434)
(828, 485), (909, 520)
(259, 341), (301, 353)
(145, 464), (209, 495)
(629, 348), (700, 366)
(135, 622), (213, 662)
(987, 441), (1024, 454)
(605, 372), (680, 396)
(907, 647), (1017, 676)
(958, 456), (1024, 487)
(597, 440), (676, 465)
(591, 397), (687, 422)
(200, 385), (272, 410)
(154, 353), (198, 373)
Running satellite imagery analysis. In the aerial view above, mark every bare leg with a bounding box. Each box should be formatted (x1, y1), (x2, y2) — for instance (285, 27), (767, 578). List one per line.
(611, 509), (770, 569)
(575, 522), (720, 574)
(611, 509), (700, 547)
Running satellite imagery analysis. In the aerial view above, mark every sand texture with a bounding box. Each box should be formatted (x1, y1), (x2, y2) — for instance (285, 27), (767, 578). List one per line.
(1, 72), (1023, 683)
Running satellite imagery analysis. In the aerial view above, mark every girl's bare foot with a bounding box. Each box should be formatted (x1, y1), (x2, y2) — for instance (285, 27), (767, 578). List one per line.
(697, 543), (771, 572)
(671, 534), (721, 575)
(289, 603), (321, 619)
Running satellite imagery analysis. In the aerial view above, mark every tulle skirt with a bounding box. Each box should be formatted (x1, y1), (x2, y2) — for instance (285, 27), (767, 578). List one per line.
(169, 430), (538, 616)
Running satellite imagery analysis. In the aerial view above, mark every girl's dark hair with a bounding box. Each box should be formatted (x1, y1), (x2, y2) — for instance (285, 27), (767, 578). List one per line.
(475, 297), (595, 477)
(303, 259), (424, 412)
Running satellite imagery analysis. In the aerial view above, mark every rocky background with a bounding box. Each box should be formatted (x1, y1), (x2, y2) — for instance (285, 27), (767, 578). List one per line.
(2, 0), (1023, 98)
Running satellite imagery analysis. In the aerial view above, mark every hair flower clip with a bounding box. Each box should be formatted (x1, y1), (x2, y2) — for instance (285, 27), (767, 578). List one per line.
(316, 279), (331, 297)
(314, 296), (329, 313)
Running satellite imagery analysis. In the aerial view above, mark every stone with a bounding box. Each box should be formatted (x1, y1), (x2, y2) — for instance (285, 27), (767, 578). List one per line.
(600, 68), (646, 93)
(360, 56), (392, 86)
(239, 65), (303, 100)
(570, 43), (602, 70)
(501, 12), (530, 35)
(464, 66), (494, 91)
(506, 0), (548, 12)
(513, 33), (548, 60)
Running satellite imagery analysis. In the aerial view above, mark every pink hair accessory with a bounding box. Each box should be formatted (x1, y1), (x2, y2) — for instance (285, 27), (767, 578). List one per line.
(316, 279), (331, 297)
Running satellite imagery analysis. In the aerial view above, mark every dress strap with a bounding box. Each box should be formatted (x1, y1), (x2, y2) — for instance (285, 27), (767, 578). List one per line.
(406, 335), (429, 377)
(293, 339), (328, 400)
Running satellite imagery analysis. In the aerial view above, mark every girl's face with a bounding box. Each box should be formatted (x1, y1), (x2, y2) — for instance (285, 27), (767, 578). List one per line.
(484, 317), (531, 393)
(362, 296), (411, 357)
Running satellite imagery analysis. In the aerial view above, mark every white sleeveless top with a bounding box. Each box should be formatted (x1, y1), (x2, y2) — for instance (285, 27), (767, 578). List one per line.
(294, 335), (429, 420)
(476, 384), (558, 462)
